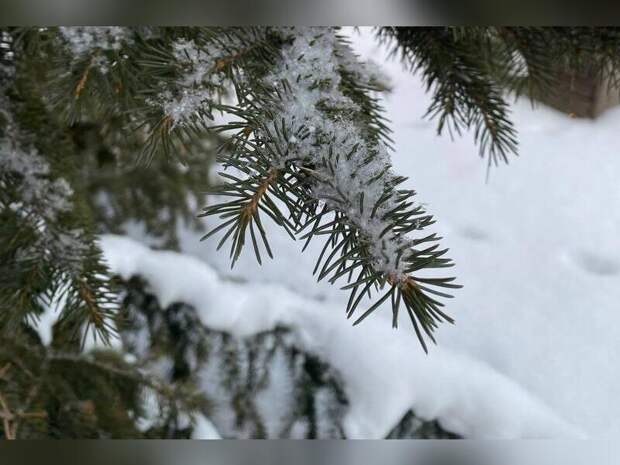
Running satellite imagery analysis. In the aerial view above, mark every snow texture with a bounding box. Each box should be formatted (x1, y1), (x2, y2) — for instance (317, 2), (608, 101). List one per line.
(59, 27), (132, 74)
(0, 142), (73, 219)
(0, 139), (87, 274)
(59, 27), (131, 56)
(261, 28), (426, 279)
(2, 59), (99, 344)
(152, 37), (238, 129)
(99, 234), (582, 439)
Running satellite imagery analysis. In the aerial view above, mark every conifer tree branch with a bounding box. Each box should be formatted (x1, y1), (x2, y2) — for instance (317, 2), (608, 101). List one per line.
(1, 33), (119, 346)
(377, 27), (518, 167)
(198, 27), (460, 350)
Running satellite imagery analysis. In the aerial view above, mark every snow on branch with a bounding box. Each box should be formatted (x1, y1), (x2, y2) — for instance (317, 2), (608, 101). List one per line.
(150, 34), (252, 130)
(59, 27), (132, 57)
(0, 141), (73, 218)
(0, 74), (75, 245)
(203, 27), (459, 350)
(263, 28), (409, 277)
(100, 234), (582, 439)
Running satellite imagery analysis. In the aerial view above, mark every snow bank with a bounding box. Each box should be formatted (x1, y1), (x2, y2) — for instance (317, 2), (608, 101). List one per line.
(99, 234), (582, 439)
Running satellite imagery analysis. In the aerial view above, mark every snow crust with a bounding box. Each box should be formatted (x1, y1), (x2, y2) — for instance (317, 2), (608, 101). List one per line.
(99, 234), (582, 439)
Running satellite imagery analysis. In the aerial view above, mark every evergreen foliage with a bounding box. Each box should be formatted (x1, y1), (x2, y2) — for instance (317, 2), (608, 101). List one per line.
(0, 334), (207, 438)
(2, 26), (620, 437)
(120, 275), (457, 439)
(378, 27), (620, 167)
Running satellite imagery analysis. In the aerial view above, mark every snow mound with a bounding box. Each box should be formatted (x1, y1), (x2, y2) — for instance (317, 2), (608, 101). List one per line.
(191, 414), (222, 439)
(99, 234), (583, 439)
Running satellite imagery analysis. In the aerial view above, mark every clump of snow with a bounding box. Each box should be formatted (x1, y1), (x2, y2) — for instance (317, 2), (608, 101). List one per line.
(99, 234), (582, 439)
(252, 344), (297, 437)
(151, 37), (244, 129)
(58, 27), (132, 74)
(135, 386), (160, 432)
(257, 28), (428, 280)
(0, 142), (73, 219)
(157, 88), (213, 129)
(59, 27), (131, 56)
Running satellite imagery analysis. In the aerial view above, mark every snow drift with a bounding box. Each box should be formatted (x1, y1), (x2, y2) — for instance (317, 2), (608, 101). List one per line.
(99, 234), (582, 439)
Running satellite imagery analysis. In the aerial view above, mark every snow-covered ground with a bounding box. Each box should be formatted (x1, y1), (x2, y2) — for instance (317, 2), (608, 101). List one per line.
(45, 28), (618, 438)
(100, 233), (582, 439)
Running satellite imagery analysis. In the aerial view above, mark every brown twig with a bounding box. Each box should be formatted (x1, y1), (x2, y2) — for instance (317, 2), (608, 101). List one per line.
(161, 115), (173, 134)
(0, 391), (16, 440)
(0, 363), (10, 380)
(214, 44), (258, 72)
(75, 56), (96, 100)
(241, 169), (279, 221)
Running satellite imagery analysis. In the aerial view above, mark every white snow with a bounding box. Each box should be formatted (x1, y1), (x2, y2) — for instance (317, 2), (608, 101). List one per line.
(59, 27), (131, 56)
(99, 234), (582, 439)
(191, 413), (222, 439)
(259, 28), (419, 280)
(153, 36), (243, 128)
(0, 142), (73, 219)
(58, 27), (131, 74)
(35, 301), (57, 347)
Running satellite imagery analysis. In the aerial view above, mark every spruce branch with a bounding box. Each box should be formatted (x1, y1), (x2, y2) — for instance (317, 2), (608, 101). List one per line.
(0, 363), (47, 440)
(0, 336), (208, 438)
(377, 27), (518, 168)
(0, 37), (119, 347)
(132, 27), (279, 163)
(74, 54), (97, 100)
(200, 27), (460, 351)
